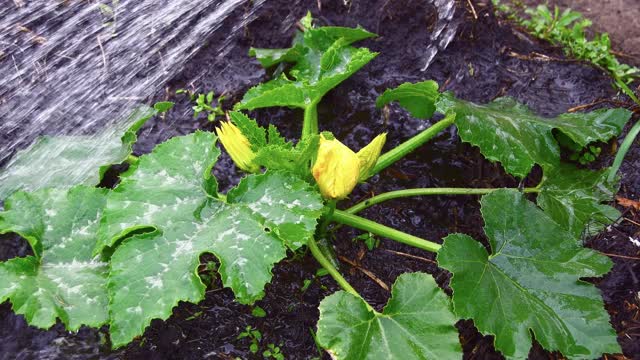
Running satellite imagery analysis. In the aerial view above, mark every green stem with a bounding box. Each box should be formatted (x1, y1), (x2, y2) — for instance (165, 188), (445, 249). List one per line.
(332, 210), (441, 253)
(615, 77), (640, 104)
(371, 113), (455, 176)
(608, 119), (640, 182)
(319, 201), (337, 234)
(346, 187), (540, 214)
(302, 101), (319, 139)
(307, 236), (372, 310)
(125, 154), (139, 165)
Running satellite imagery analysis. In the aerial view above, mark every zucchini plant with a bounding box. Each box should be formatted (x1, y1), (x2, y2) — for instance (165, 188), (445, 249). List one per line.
(0, 12), (633, 359)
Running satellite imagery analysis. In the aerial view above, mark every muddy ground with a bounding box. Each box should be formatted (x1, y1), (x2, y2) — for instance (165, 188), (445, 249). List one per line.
(0, 0), (639, 359)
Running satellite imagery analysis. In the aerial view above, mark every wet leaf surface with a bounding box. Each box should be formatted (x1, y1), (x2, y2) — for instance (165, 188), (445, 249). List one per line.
(436, 94), (631, 177)
(99, 132), (323, 346)
(438, 189), (620, 359)
(317, 272), (461, 360)
(0, 107), (156, 201)
(0, 187), (109, 331)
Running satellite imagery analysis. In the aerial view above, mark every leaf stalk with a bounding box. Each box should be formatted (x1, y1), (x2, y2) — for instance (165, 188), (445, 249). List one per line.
(302, 101), (320, 139)
(307, 236), (373, 311)
(346, 187), (540, 214)
(331, 209), (441, 253)
(371, 113), (455, 175)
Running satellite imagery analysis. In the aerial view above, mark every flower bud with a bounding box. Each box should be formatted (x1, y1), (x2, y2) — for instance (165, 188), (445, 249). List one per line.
(312, 135), (361, 200)
(356, 133), (387, 181)
(215, 121), (260, 173)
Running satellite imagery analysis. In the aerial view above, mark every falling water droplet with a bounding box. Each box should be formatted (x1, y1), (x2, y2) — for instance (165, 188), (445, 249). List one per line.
(421, 0), (460, 71)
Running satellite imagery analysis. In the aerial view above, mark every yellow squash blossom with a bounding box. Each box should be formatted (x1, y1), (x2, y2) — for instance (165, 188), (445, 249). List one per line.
(312, 133), (387, 200)
(215, 121), (260, 173)
(356, 133), (387, 181)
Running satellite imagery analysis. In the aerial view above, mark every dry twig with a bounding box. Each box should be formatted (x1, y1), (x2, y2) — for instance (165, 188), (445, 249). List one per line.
(338, 256), (390, 291)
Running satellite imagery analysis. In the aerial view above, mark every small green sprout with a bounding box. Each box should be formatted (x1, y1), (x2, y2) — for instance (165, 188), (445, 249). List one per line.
(237, 326), (262, 354)
(353, 232), (379, 251)
(263, 343), (284, 360)
(251, 306), (267, 318)
(176, 89), (226, 121)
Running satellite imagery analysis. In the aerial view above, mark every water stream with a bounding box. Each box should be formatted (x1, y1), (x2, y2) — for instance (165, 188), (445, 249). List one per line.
(422, 0), (459, 71)
(0, 0), (262, 167)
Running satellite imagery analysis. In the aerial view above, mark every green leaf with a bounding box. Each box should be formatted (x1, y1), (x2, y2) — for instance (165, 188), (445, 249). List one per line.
(98, 132), (323, 346)
(153, 101), (174, 113)
(252, 306), (267, 318)
(0, 106), (156, 200)
(303, 26), (376, 50)
(228, 111), (267, 150)
(537, 164), (620, 237)
(236, 15), (377, 112)
(267, 124), (289, 147)
(376, 81), (440, 119)
(437, 189), (619, 359)
(436, 94), (632, 177)
(253, 135), (319, 179)
(0, 186), (109, 331)
(249, 45), (305, 68)
(316, 272), (461, 359)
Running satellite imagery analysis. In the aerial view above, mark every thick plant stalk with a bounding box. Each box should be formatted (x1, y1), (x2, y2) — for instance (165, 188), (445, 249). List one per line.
(331, 210), (441, 253)
(371, 113), (455, 175)
(301, 101), (319, 139)
(346, 187), (540, 214)
(307, 236), (373, 311)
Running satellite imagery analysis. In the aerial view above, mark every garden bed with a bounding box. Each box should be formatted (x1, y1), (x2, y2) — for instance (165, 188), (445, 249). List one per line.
(0, 0), (638, 359)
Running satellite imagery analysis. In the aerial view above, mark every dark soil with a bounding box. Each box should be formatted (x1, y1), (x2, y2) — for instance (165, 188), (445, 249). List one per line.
(1, 0), (639, 359)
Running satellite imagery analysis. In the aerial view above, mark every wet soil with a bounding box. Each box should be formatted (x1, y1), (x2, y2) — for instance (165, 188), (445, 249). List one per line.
(1, 0), (639, 359)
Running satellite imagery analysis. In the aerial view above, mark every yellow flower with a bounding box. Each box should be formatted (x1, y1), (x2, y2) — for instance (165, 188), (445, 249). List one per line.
(215, 121), (260, 173)
(356, 133), (386, 181)
(312, 133), (387, 200)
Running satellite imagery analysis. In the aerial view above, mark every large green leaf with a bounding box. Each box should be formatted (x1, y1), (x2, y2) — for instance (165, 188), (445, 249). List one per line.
(0, 186), (109, 331)
(97, 131), (324, 347)
(437, 189), (619, 359)
(316, 272), (462, 360)
(436, 94), (631, 177)
(538, 164), (620, 237)
(375, 80), (440, 119)
(0, 106), (156, 201)
(235, 15), (377, 111)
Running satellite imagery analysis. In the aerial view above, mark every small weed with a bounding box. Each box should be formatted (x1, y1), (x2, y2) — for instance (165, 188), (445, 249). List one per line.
(251, 306), (267, 318)
(98, 0), (120, 36)
(493, 1), (639, 86)
(237, 326), (262, 354)
(177, 89), (226, 121)
(353, 232), (379, 251)
(198, 260), (219, 288)
(263, 343), (284, 360)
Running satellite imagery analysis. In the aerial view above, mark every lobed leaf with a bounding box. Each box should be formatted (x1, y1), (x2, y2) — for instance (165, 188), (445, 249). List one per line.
(537, 164), (620, 237)
(0, 106), (156, 201)
(0, 186), (109, 331)
(437, 189), (620, 359)
(436, 94), (632, 177)
(316, 272), (462, 359)
(97, 131), (323, 346)
(376, 80), (440, 119)
(236, 15), (377, 112)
